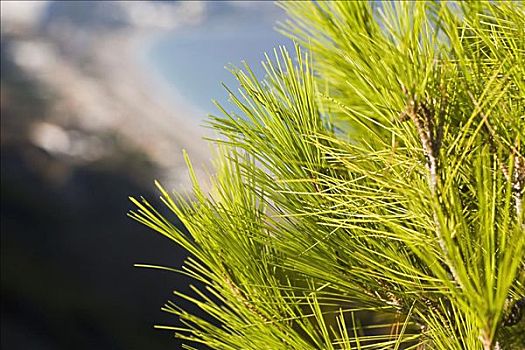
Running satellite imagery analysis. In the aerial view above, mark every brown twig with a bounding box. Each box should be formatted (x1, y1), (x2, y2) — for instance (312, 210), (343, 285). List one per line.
(223, 273), (270, 323)
(402, 87), (463, 291)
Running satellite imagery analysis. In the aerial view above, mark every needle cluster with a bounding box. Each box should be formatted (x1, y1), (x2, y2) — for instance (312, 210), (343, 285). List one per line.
(130, 2), (524, 349)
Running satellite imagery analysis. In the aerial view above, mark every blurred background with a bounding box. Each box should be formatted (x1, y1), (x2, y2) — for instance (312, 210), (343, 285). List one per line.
(1, 1), (290, 349)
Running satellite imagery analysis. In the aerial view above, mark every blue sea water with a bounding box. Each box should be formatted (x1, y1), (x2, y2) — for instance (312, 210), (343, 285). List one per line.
(144, 3), (293, 118)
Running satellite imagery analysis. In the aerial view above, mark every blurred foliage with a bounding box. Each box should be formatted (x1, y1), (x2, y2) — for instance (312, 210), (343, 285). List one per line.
(1, 35), (194, 350)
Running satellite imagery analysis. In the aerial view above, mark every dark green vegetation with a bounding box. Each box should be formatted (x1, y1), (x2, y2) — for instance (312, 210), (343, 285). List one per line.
(0, 37), (191, 350)
(131, 2), (525, 349)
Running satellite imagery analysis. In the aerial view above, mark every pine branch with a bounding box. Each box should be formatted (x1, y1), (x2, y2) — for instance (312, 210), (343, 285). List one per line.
(130, 1), (525, 348)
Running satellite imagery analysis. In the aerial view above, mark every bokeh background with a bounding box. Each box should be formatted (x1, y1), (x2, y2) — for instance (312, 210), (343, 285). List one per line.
(0, 1), (290, 349)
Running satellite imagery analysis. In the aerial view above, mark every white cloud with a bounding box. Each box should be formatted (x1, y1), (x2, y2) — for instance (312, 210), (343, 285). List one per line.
(30, 122), (71, 155)
(1, 1), (49, 32)
(121, 1), (207, 30)
(11, 40), (56, 71)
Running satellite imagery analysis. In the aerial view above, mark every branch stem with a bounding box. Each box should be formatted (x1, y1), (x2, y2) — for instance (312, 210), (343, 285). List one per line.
(405, 96), (463, 290)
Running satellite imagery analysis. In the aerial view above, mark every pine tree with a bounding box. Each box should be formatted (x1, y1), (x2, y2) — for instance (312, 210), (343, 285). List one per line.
(130, 2), (524, 349)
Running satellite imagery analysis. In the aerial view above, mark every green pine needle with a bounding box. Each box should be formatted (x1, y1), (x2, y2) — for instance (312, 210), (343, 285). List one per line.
(130, 1), (525, 349)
